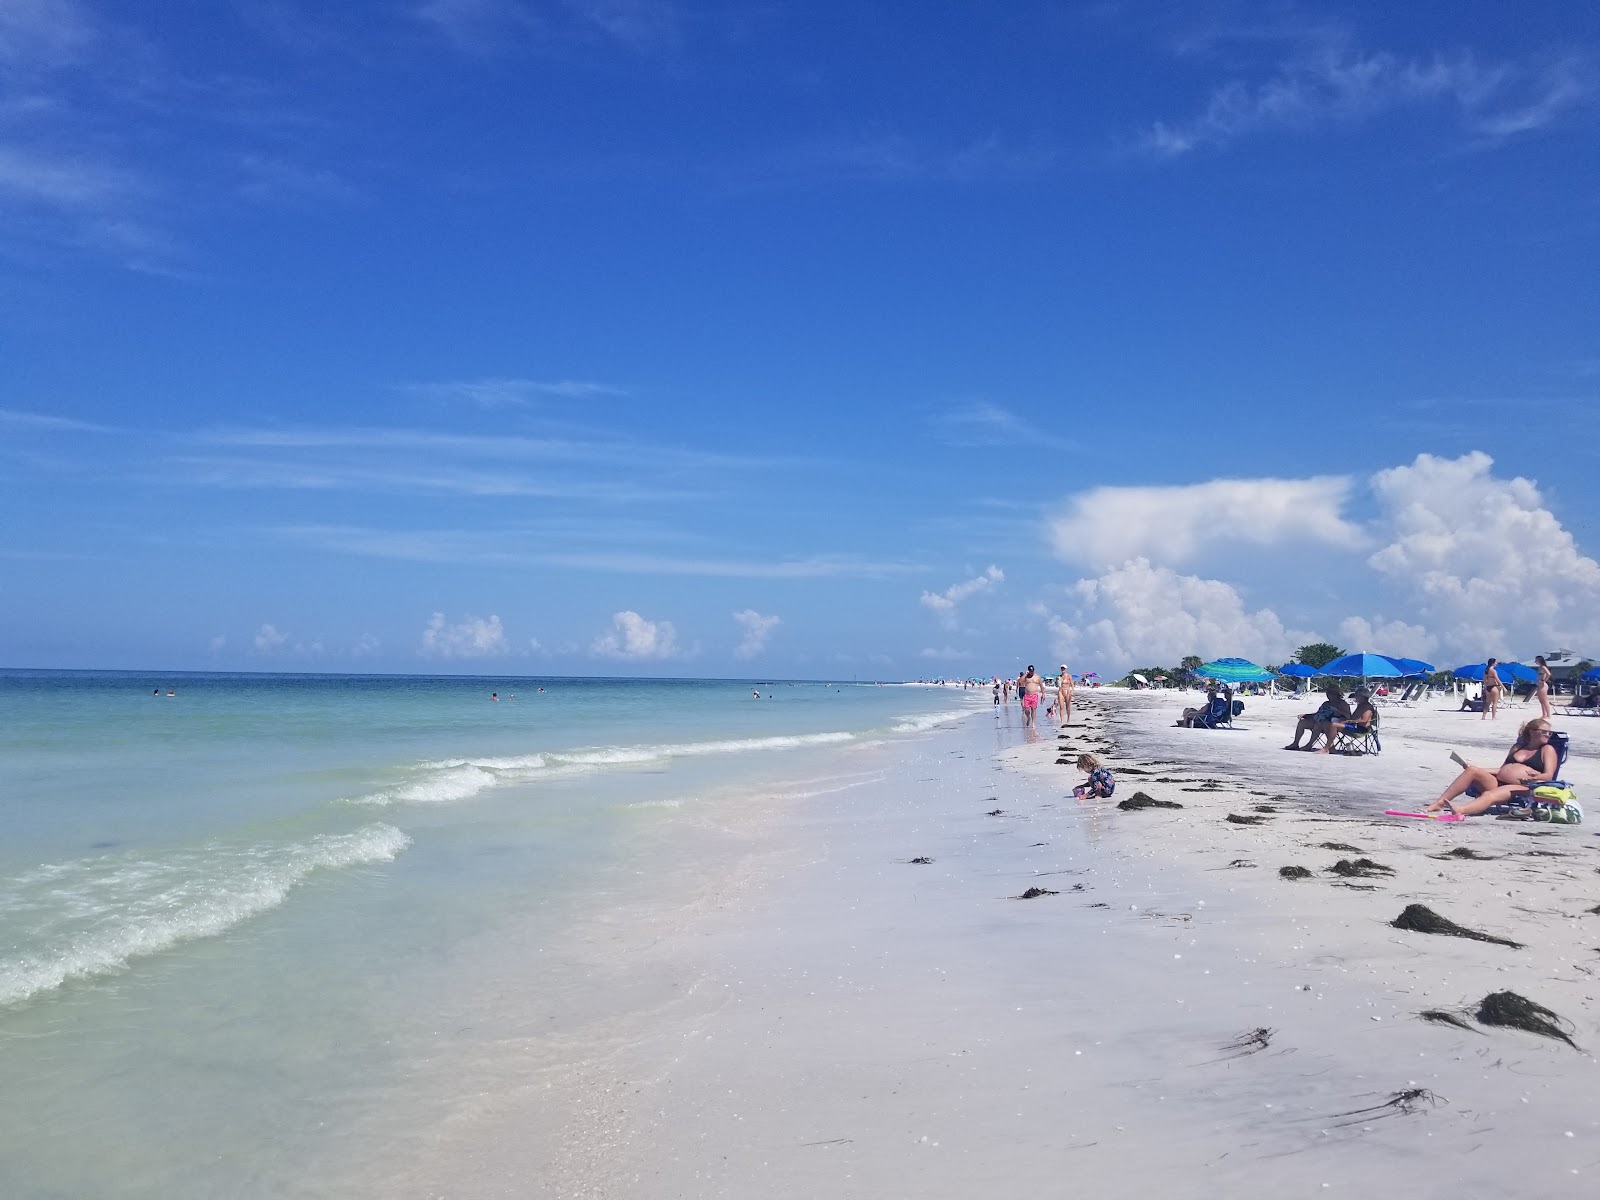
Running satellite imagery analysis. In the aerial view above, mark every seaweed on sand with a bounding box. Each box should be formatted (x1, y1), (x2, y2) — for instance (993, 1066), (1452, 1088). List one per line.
(1320, 842), (1363, 852)
(1432, 847), (1497, 861)
(1475, 991), (1579, 1049)
(1390, 904), (1525, 949)
(1327, 858), (1394, 878)
(1253, 804), (1279, 813)
(986, 808), (1004, 816)
(1419, 1009), (1476, 1032)
(1331, 1089), (1444, 1125)
(1016, 887), (1059, 900)
(1279, 865), (1313, 880)
(908, 856), (933, 864)
(1227, 859), (1256, 868)
(1221, 1027), (1274, 1057)
(1226, 813), (1268, 825)
(1587, 903), (1600, 916)
(1117, 793), (1183, 811)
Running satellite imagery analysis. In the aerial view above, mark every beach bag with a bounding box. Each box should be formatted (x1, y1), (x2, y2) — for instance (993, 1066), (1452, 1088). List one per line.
(1530, 786), (1581, 823)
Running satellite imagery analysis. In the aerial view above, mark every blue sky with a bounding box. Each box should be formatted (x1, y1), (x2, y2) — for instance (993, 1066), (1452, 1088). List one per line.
(3, 1), (1598, 676)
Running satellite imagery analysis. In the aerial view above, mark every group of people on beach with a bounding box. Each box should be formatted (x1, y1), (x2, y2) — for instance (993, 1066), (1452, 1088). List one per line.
(1470, 656), (1554, 722)
(992, 666), (1074, 729)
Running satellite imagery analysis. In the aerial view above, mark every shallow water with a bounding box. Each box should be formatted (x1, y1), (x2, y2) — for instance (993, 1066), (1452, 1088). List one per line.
(0, 670), (978, 1197)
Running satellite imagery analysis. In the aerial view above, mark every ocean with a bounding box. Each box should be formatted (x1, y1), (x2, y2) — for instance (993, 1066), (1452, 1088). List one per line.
(0, 670), (979, 1196)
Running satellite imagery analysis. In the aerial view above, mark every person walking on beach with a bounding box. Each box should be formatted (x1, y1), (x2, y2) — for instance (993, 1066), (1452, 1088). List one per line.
(1056, 666), (1074, 727)
(1482, 658), (1502, 720)
(1532, 655), (1552, 721)
(1020, 666), (1043, 728)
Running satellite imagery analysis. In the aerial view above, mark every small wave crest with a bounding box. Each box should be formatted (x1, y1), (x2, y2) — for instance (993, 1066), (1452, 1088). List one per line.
(0, 824), (410, 1009)
(892, 711), (965, 733)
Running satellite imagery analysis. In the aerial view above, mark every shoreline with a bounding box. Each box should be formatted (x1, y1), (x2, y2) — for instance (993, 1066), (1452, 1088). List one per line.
(353, 691), (1598, 1197)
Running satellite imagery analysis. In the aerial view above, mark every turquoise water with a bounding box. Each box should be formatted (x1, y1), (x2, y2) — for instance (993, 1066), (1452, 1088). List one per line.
(0, 670), (976, 1196)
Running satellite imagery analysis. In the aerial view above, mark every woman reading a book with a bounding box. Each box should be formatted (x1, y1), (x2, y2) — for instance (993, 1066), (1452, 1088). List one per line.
(1422, 718), (1558, 816)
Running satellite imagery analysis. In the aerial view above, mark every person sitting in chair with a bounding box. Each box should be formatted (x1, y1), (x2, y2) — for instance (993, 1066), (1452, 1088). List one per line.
(1285, 685), (1350, 750)
(1422, 717), (1558, 816)
(1177, 683), (1220, 728)
(1315, 687), (1374, 754)
(1458, 690), (1484, 713)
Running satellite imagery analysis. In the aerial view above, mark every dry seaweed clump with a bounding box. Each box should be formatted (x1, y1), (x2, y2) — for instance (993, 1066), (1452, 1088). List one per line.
(908, 856), (933, 865)
(1016, 887), (1059, 900)
(1327, 858), (1394, 878)
(1320, 842), (1362, 852)
(1433, 847), (1497, 861)
(1279, 865), (1313, 880)
(1226, 813), (1268, 825)
(1117, 793), (1183, 811)
(1476, 991), (1579, 1049)
(1390, 903), (1524, 949)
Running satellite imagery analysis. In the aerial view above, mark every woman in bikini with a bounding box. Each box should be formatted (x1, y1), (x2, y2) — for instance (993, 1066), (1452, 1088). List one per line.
(1423, 717), (1557, 816)
(1481, 657), (1502, 720)
(1532, 655), (1552, 721)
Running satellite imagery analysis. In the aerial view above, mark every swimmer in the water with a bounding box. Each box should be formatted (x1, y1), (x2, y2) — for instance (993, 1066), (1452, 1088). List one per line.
(490, 692), (499, 701)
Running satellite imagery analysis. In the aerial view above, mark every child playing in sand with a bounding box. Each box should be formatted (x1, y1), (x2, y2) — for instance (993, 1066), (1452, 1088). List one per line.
(1073, 754), (1115, 799)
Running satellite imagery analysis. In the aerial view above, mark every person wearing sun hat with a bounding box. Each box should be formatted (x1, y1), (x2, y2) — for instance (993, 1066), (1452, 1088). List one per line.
(1315, 686), (1375, 754)
(1056, 664), (1074, 727)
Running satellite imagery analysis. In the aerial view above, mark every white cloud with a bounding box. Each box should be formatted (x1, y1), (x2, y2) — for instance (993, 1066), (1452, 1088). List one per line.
(1049, 477), (1362, 568)
(1366, 452), (1600, 660)
(592, 610), (681, 660)
(254, 623), (287, 653)
(920, 565), (1004, 628)
(929, 401), (1074, 450)
(209, 634), (226, 652)
(1336, 616), (1436, 660)
(1039, 558), (1310, 671)
(419, 611), (508, 658)
(731, 609), (780, 659)
(407, 377), (627, 407)
(351, 633), (381, 657)
(1145, 44), (1589, 157)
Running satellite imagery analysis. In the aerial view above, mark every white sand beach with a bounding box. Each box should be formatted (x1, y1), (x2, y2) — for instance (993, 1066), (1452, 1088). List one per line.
(362, 691), (1600, 1199)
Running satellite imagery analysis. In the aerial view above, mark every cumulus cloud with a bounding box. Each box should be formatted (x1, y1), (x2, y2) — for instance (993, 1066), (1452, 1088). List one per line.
(1337, 616), (1436, 660)
(920, 565), (1004, 628)
(254, 623), (287, 652)
(1039, 558), (1311, 670)
(1050, 477), (1362, 568)
(419, 611), (508, 658)
(592, 610), (681, 660)
(1366, 452), (1600, 659)
(732, 609), (780, 659)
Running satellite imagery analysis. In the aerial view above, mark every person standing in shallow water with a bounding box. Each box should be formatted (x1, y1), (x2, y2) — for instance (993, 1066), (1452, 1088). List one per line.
(1020, 666), (1043, 728)
(1481, 658), (1501, 721)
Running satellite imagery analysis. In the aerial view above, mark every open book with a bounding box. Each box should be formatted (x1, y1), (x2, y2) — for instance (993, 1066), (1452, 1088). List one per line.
(1449, 750), (1469, 769)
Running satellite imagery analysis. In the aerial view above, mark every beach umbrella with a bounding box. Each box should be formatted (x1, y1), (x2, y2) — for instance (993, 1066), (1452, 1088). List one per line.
(1196, 657), (1276, 683)
(1277, 664), (1319, 678)
(1318, 652), (1404, 679)
(1582, 667), (1600, 681)
(1380, 656), (1434, 677)
(1454, 662), (1536, 683)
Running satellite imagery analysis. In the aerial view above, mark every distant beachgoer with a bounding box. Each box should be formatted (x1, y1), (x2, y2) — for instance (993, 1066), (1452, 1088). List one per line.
(490, 692), (499, 701)
(1424, 717), (1557, 816)
(1056, 666), (1074, 727)
(1177, 682), (1221, 728)
(1533, 655), (1552, 720)
(1284, 685), (1350, 749)
(166, 690), (175, 697)
(1481, 658), (1501, 720)
(153, 689), (160, 695)
(752, 690), (760, 699)
(992, 679), (1000, 708)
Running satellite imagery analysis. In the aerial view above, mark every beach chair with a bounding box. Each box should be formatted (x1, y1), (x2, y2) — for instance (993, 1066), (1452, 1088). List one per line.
(1331, 712), (1381, 756)
(1196, 697), (1242, 729)
(1485, 732), (1582, 822)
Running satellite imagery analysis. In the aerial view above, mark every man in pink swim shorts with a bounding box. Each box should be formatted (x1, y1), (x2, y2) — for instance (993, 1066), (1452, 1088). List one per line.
(1020, 664), (1043, 727)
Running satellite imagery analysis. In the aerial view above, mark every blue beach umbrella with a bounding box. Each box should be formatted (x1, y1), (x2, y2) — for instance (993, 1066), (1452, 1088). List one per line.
(1380, 656), (1434, 677)
(1582, 667), (1600, 681)
(1318, 652), (1404, 679)
(1196, 657), (1276, 683)
(1277, 664), (1319, 678)
(1454, 662), (1535, 682)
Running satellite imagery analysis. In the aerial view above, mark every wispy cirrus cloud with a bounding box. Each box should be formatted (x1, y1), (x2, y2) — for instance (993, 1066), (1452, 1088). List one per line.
(0, 407), (117, 433)
(929, 401), (1076, 451)
(920, 565), (1003, 629)
(404, 377), (629, 408)
(414, 0), (682, 58)
(275, 523), (918, 578)
(1144, 39), (1591, 157)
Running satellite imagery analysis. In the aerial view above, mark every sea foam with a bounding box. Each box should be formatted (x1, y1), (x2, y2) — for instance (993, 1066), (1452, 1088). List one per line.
(0, 823), (410, 1009)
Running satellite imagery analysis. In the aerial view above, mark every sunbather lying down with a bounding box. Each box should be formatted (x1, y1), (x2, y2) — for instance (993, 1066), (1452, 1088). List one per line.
(1423, 717), (1556, 816)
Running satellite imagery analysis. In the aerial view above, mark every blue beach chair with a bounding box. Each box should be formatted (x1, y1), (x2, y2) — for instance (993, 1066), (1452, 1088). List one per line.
(1332, 712), (1381, 756)
(1485, 732), (1582, 822)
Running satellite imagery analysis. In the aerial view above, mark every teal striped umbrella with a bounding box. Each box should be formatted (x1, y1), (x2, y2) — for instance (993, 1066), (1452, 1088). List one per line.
(1197, 658), (1276, 683)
